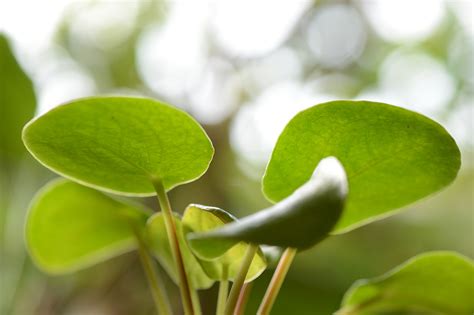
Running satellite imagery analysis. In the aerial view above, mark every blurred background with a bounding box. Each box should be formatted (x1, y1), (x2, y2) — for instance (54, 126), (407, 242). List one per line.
(1, 0), (472, 314)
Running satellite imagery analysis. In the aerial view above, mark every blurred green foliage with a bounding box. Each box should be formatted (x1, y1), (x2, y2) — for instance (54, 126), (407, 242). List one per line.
(0, 34), (36, 167)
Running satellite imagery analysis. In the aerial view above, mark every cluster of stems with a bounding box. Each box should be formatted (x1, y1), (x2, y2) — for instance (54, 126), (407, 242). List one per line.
(135, 179), (297, 315)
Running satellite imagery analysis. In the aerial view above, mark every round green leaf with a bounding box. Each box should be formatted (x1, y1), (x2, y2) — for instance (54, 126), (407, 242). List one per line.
(188, 157), (347, 250)
(263, 101), (461, 233)
(0, 33), (36, 163)
(182, 204), (267, 282)
(146, 213), (215, 289)
(338, 252), (474, 315)
(22, 97), (214, 196)
(26, 179), (149, 274)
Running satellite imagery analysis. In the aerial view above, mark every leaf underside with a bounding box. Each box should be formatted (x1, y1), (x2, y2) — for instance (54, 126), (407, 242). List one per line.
(26, 179), (149, 274)
(22, 97), (214, 196)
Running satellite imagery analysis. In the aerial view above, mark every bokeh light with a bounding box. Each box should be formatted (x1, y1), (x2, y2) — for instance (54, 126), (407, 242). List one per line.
(231, 81), (334, 175)
(188, 58), (242, 124)
(137, 2), (208, 102)
(306, 4), (367, 68)
(211, 0), (311, 57)
(35, 46), (96, 114)
(238, 47), (303, 95)
(358, 50), (456, 119)
(360, 0), (445, 43)
(68, 2), (140, 51)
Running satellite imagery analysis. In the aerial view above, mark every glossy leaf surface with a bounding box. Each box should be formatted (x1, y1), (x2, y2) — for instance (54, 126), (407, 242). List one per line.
(188, 157), (347, 250)
(338, 252), (474, 315)
(26, 179), (149, 274)
(263, 101), (461, 232)
(22, 97), (214, 196)
(182, 204), (266, 282)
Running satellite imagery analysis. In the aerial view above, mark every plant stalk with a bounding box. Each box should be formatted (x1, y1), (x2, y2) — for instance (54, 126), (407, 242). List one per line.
(136, 231), (173, 315)
(153, 180), (195, 315)
(233, 282), (253, 315)
(191, 288), (202, 315)
(216, 265), (229, 315)
(224, 244), (258, 315)
(257, 247), (297, 315)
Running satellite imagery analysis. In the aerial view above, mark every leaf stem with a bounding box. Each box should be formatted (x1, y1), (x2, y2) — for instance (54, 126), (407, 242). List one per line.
(233, 282), (253, 315)
(224, 244), (258, 315)
(216, 265), (229, 315)
(135, 231), (173, 315)
(153, 180), (195, 315)
(257, 247), (297, 315)
(191, 288), (203, 315)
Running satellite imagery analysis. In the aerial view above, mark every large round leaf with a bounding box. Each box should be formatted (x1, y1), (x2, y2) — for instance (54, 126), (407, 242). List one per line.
(182, 204), (267, 282)
(146, 213), (215, 290)
(22, 97), (214, 196)
(26, 179), (149, 274)
(338, 252), (474, 314)
(188, 157), (347, 250)
(263, 101), (461, 233)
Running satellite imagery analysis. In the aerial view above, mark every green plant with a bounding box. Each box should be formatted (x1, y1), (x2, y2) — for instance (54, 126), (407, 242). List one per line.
(22, 97), (472, 315)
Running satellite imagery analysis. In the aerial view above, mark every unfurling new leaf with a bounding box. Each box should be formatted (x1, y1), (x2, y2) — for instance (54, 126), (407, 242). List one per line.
(182, 204), (267, 282)
(188, 157), (348, 251)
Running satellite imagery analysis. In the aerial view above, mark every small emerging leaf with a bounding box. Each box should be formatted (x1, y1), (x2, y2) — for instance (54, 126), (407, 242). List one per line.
(26, 179), (149, 274)
(22, 97), (214, 196)
(188, 157), (347, 250)
(146, 213), (215, 289)
(263, 101), (461, 233)
(182, 204), (266, 282)
(338, 251), (474, 315)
